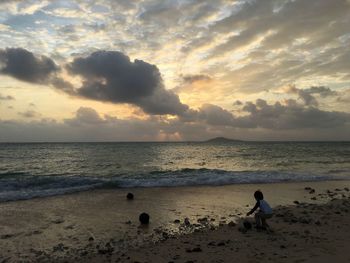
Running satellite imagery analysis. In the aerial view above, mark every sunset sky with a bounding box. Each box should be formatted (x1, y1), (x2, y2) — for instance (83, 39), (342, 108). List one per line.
(0, 0), (350, 141)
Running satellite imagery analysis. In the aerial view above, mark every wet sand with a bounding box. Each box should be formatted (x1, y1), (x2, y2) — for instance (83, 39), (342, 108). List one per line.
(0, 180), (349, 262)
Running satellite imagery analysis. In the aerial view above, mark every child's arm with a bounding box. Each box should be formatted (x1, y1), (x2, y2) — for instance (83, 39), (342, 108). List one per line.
(246, 201), (259, 216)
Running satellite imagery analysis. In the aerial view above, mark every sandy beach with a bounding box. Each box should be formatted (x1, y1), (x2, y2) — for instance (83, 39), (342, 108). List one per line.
(0, 180), (349, 262)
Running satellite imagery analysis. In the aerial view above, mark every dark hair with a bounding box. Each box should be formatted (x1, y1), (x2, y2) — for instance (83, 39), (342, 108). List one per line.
(254, 190), (264, 200)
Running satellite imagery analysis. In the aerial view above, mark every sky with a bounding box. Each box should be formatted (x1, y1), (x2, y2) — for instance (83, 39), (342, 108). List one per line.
(0, 0), (350, 142)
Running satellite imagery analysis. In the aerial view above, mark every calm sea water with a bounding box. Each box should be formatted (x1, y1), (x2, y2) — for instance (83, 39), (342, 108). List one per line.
(0, 142), (349, 201)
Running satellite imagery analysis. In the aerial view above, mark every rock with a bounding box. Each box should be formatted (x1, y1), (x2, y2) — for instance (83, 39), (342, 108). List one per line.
(228, 221), (236, 227)
(174, 219), (180, 224)
(184, 218), (191, 226)
(217, 242), (226, 246)
(315, 220), (321, 226)
(126, 193), (134, 200)
(243, 220), (252, 230)
(139, 213), (150, 224)
(309, 189), (315, 194)
(344, 187), (349, 191)
(53, 243), (66, 252)
(125, 220), (132, 225)
(52, 218), (64, 224)
(293, 201), (300, 205)
(197, 217), (208, 223)
(0, 234), (14, 239)
(304, 187), (312, 190)
(186, 247), (202, 253)
(280, 245), (286, 249)
(238, 227), (247, 233)
(88, 236), (94, 242)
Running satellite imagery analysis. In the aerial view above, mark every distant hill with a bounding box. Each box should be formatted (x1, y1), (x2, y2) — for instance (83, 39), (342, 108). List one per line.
(204, 137), (242, 143)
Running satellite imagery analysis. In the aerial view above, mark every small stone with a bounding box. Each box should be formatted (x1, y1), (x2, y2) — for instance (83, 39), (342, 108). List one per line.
(293, 201), (300, 205)
(174, 219), (180, 224)
(228, 221), (236, 227)
(184, 218), (191, 226)
(309, 189), (315, 194)
(52, 218), (64, 224)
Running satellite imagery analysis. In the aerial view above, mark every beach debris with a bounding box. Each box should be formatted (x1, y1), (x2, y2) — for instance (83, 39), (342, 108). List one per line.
(126, 192), (134, 200)
(184, 218), (191, 226)
(139, 212), (150, 224)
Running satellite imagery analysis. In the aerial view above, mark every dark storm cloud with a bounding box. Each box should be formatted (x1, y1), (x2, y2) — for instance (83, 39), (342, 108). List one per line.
(66, 50), (188, 115)
(0, 48), (58, 84)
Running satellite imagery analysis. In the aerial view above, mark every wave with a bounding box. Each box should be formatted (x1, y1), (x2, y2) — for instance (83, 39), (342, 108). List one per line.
(0, 168), (347, 202)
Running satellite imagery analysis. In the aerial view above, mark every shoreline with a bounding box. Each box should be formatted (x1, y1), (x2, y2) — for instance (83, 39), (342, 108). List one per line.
(0, 180), (349, 262)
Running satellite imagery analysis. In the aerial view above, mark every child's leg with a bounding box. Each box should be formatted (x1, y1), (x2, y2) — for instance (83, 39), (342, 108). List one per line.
(261, 214), (272, 228)
(254, 212), (262, 227)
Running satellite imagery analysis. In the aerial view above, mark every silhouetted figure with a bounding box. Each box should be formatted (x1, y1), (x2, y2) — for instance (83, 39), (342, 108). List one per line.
(139, 212), (150, 224)
(246, 190), (273, 230)
(126, 192), (134, 200)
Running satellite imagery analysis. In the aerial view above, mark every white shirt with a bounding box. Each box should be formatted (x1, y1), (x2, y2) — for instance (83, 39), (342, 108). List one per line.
(259, 200), (273, 214)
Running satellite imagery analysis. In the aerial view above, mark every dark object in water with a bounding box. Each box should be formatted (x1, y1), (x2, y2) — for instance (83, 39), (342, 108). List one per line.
(126, 193), (134, 200)
(243, 220), (252, 230)
(139, 213), (150, 224)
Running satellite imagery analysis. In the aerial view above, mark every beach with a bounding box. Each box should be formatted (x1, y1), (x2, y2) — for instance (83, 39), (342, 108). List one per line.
(0, 180), (349, 262)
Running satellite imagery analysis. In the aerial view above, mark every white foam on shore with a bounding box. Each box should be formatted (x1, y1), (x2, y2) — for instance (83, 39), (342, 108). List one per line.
(0, 168), (347, 202)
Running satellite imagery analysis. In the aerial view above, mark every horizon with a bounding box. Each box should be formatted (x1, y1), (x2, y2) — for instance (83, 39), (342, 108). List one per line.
(1, 0), (350, 141)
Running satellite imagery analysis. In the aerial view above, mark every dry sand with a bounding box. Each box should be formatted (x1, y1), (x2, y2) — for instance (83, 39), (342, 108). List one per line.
(0, 180), (349, 262)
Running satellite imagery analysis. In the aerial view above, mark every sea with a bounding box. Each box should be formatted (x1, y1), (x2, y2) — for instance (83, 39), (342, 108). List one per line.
(0, 141), (349, 202)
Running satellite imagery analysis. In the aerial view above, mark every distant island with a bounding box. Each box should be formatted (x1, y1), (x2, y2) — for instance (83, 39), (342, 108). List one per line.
(203, 137), (243, 143)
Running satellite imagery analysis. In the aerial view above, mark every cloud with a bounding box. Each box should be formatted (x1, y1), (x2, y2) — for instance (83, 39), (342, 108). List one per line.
(238, 99), (350, 129)
(1, 105), (350, 142)
(0, 93), (15, 100)
(285, 85), (338, 106)
(66, 50), (188, 115)
(0, 48), (58, 84)
(181, 74), (212, 84)
(185, 98), (350, 130)
(64, 107), (105, 126)
(18, 110), (39, 118)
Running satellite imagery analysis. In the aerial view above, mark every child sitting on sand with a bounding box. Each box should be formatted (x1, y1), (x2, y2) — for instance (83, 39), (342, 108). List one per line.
(246, 190), (273, 230)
